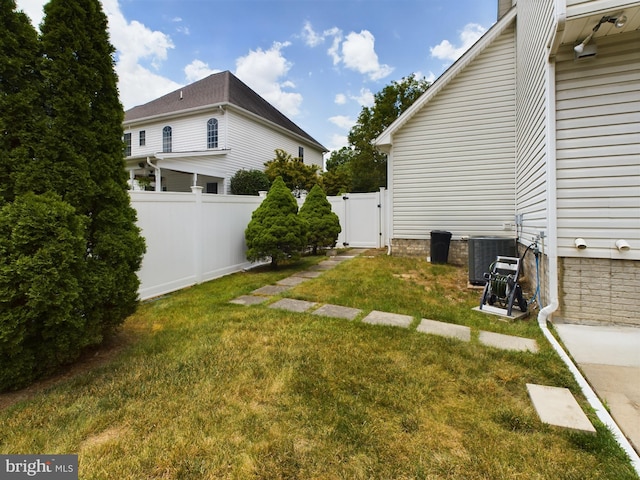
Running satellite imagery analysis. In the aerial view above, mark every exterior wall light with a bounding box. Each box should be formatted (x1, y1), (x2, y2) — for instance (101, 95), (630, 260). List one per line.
(615, 239), (630, 252)
(574, 13), (627, 57)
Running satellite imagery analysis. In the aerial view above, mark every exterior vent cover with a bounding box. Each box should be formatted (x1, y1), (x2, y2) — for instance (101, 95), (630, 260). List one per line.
(468, 237), (517, 285)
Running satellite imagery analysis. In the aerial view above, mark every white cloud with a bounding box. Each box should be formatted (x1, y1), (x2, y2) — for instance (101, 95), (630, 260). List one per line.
(235, 42), (303, 117)
(302, 21), (324, 47)
(325, 27), (343, 65)
(430, 23), (486, 62)
(340, 30), (393, 81)
(351, 88), (374, 107)
(184, 59), (220, 83)
(15, 0), (181, 110)
(101, 0), (180, 109)
(329, 115), (355, 130)
(328, 133), (349, 152)
(334, 94), (347, 105)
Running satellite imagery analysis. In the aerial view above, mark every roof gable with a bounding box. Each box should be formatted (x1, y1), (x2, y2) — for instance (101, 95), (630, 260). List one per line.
(124, 71), (326, 151)
(375, 7), (517, 148)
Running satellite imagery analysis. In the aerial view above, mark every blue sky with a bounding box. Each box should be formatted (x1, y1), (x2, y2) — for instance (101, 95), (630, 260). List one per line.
(16, 0), (498, 153)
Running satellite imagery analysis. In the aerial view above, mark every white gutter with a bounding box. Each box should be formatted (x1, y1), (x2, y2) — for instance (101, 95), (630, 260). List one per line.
(539, 6), (640, 473)
(146, 156), (162, 192)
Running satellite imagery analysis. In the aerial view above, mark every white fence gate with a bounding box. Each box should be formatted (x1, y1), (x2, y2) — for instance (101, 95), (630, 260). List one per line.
(327, 189), (388, 249)
(131, 188), (388, 300)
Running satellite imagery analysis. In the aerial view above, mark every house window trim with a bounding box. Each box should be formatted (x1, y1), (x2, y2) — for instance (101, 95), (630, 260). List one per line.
(207, 118), (219, 149)
(139, 130), (146, 147)
(162, 126), (172, 153)
(124, 132), (131, 157)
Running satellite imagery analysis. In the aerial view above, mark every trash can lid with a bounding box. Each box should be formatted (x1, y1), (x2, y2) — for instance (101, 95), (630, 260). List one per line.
(431, 230), (452, 235)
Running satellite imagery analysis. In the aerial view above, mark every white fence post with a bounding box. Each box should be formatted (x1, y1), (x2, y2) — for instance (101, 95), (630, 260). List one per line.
(191, 186), (204, 284)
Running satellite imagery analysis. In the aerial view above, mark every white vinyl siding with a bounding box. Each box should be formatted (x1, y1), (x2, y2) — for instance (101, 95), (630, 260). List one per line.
(514, 0), (556, 242)
(125, 107), (323, 194)
(226, 109), (323, 171)
(555, 31), (640, 260)
(391, 26), (516, 240)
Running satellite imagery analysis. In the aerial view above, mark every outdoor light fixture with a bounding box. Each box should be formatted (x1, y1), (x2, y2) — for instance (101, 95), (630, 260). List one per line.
(574, 13), (627, 56)
(574, 238), (587, 250)
(615, 239), (631, 251)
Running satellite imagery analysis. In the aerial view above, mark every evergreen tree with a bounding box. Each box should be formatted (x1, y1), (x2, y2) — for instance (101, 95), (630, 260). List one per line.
(34, 0), (145, 339)
(245, 177), (308, 267)
(0, 0), (42, 203)
(299, 184), (341, 254)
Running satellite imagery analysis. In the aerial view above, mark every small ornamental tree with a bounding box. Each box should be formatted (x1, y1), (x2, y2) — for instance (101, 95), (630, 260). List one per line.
(299, 184), (341, 254)
(230, 169), (271, 195)
(245, 176), (308, 267)
(264, 149), (320, 197)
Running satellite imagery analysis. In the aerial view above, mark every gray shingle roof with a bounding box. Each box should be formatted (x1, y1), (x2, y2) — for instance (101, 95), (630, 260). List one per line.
(124, 70), (326, 151)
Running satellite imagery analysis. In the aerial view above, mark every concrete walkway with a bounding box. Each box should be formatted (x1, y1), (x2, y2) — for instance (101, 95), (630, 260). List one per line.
(229, 250), (609, 437)
(555, 323), (640, 454)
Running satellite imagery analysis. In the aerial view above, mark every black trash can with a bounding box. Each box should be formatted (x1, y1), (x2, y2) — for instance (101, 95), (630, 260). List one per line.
(430, 230), (452, 264)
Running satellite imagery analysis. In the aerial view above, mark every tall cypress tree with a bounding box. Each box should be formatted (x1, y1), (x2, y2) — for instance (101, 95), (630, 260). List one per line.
(0, 0), (41, 203)
(35, 0), (145, 340)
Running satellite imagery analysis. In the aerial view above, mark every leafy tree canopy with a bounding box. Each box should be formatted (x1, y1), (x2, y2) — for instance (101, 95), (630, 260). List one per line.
(230, 169), (271, 195)
(264, 149), (320, 197)
(346, 75), (430, 192)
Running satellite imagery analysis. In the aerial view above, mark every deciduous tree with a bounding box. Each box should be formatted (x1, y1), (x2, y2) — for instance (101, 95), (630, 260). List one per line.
(348, 75), (430, 192)
(264, 149), (319, 197)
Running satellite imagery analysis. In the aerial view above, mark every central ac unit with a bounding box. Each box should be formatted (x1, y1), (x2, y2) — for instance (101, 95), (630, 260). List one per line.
(468, 237), (517, 285)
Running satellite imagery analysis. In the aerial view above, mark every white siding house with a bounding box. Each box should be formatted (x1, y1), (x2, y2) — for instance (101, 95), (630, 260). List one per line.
(375, 0), (640, 326)
(123, 71), (326, 194)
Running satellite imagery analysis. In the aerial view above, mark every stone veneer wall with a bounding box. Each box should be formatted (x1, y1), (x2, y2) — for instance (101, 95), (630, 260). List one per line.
(558, 257), (639, 327)
(391, 238), (468, 266)
(392, 239), (639, 326)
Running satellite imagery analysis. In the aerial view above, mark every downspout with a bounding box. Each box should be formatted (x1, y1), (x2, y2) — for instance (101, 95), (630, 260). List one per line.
(540, 8), (640, 473)
(146, 156), (162, 192)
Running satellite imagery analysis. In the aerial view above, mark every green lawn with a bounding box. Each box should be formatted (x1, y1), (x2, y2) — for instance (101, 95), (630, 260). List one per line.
(1, 251), (637, 479)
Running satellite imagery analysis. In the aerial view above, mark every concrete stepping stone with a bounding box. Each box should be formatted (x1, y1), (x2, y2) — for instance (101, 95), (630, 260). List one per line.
(527, 384), (596, 433)
(479, 331), (538, 352)
(294, 271), (323, 278)
(269, 298), (317, 313)
(276, 276), (308, 286)
(252, 285), (291, 295)
(362, 310), (413, 328)
(229, 295), (269, 306)
(313, 304), (362, 320)
(318, 260), (343, 268)
(417, 319), (471, 342)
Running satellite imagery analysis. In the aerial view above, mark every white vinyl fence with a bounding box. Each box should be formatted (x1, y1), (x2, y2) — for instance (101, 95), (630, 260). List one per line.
(131, 187), (388, 300)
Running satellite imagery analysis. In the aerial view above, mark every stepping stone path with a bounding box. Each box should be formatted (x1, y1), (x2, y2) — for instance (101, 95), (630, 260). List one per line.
(229, 249), (595, 434)
(363, 310), (413, 328)
(417, 318), (471, 342)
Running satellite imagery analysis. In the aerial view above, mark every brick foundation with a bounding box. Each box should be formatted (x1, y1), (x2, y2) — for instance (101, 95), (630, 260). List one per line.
(391, 237), (639, 326)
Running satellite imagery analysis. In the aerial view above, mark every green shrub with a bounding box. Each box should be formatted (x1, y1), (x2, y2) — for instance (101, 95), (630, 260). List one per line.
(245, 177), (308, 267)
(230, 169), (271, 195)
(299, 184), (341, 254)
(0, 193), (87, 390)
